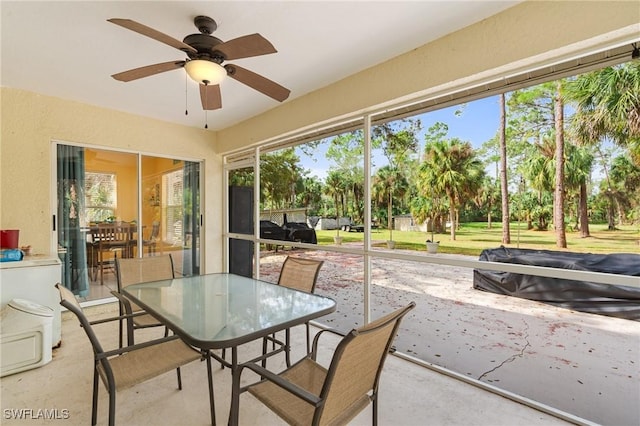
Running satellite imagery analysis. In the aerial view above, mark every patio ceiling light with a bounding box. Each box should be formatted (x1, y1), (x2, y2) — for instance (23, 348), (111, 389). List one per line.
(184, 60), (226, 85)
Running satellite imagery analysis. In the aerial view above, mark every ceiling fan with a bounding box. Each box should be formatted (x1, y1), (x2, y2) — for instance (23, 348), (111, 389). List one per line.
(108, 16), (290, 111)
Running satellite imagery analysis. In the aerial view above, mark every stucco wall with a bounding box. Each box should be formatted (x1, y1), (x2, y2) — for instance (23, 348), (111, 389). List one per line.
(216, 1), (640, 152)
(0, 88), (223, 271)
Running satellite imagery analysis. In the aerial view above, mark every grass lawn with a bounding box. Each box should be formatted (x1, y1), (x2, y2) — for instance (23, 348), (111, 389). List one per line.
(315, 222), (640, 256)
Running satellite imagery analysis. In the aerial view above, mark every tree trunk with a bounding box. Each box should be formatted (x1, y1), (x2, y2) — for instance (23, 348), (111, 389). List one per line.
(448, 194), (456, 241)
(334, 195), (340, 237)
(616, 197), (625, 226)
(579, 182), (590, 237)
(387, 191), (393, 241)
(499, 93), (511, 244)
(607, 197), (616, 230)
(554, 83), (567, 248)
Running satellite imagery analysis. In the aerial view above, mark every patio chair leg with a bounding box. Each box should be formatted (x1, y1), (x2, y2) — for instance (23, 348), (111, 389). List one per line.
(229, 365), (242, 426)
(285, 329), (291, 367)
(126, 315), (134, 347)
(261, 336), (269, 369)
(108, 388), (116, 426)
(176, 367), (182, 390)
(228, 348), (242, 426)
(372, 394), (378, 426)
(205, 351), (216, 426)
(118, 317), (123, 349)
(91, 368), (99, 426)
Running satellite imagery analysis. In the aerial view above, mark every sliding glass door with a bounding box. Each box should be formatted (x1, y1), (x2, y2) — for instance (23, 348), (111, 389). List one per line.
(56, 144), (201, 302)
(141, 156), (200, 276)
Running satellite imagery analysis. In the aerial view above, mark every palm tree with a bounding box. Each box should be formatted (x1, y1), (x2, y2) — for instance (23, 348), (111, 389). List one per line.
(564, 63), (640, 231)
(610, 154), (640, 230)
(371, 165), (408, 242)
(298, 176), (324, 215)
(554, 81), (567, 248)
(371, 119), (420, 243)
(475, 177), (499, 229)
(324, 170), (347, 237)
(564, 144), (594, 237)
(419, 129), (485, 241)
(566, 62), (640, 166)
(521, 137), (556, 231)
(498, 93), (511, 243)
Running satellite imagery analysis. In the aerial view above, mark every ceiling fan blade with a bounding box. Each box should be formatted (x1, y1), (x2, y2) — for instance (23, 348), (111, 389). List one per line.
(112, 60), (185, 82)
(214, 34), (277, 60)
(108, 18), (197, 54)
(225, 64), (290, 102)
(200, 84), (222, 110)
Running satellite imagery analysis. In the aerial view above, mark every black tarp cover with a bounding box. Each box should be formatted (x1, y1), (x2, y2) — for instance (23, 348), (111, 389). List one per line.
(473, 247), (640, 320)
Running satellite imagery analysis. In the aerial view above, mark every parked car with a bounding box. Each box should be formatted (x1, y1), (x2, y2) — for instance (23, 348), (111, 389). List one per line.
(282, 222), (317, 244)
(259, 220), (287, 241)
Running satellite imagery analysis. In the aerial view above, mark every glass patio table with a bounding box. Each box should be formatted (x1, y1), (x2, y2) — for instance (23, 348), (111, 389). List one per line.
(123, 272), (336, 425)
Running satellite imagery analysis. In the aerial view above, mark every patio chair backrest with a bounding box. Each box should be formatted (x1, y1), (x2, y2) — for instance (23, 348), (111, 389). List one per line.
(56, 283), (106, 355)
(316, 302), (415, 425)
(278, 256), (324, 293)
(116, 254), (175, 287)
(115, 255), (174, 312)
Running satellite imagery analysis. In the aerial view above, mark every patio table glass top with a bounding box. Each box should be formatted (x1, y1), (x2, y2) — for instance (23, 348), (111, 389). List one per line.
(123, 272), (337, 350)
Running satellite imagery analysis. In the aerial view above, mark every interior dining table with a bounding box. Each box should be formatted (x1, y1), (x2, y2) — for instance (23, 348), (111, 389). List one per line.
(122, 272), (337, 426)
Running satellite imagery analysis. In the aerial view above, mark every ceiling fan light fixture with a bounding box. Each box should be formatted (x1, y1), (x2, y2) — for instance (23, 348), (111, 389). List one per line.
(185, 60), (226, 85)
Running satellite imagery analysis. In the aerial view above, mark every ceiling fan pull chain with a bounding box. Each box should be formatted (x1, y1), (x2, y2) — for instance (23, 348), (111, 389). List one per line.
(203, 81), (209, 129)
(185, 73), (189, 116)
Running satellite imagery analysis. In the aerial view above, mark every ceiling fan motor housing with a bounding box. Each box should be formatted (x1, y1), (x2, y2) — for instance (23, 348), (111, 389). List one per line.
(183, 33), (224, 61)
(194, 15), (217, 34)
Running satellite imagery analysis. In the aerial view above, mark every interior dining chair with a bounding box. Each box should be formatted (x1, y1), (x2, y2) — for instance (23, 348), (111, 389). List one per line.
(55, 284), (203, 426)
(142, 221), (161, 255)
(113, 254), (175, 348)
(264, 256), (324, 367)
(94, 223), (131, 285)
(231, 302), (416, 426)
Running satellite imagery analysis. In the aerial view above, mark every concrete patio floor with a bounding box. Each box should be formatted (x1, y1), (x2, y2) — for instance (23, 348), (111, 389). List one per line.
(3, 248), (637, 425)
(260, 249), (640, 426)
(1, 304), (574, 426)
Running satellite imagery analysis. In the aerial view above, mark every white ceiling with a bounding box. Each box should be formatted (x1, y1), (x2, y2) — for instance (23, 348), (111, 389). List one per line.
(1, 1), (521, 131)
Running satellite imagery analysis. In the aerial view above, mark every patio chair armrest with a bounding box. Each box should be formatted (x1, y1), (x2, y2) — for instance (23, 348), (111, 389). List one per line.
(88, 311), (147, 327)
(110, 290), (135, 316)
(239, 362), (321, 406)
(310, 327), (346, 359)
(97, 334), (195, 359)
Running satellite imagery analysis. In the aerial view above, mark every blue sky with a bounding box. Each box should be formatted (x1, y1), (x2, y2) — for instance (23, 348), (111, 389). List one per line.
(298, 95), (501, 180)
(417, 96), (501, 150)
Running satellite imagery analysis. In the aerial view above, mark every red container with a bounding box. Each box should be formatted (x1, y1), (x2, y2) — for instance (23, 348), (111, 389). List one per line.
(0, 230), (19, 249)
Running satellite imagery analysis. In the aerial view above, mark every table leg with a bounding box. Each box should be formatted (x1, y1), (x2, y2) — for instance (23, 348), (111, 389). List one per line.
(205, 350), (216, 426)
(229, 347), (239, 426)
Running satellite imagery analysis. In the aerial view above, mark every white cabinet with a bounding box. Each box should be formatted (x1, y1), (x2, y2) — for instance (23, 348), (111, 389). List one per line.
(0, 256), (62, 347)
